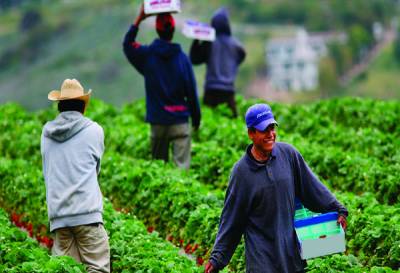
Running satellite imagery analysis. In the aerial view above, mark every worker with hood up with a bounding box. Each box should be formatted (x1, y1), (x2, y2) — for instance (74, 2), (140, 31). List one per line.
(190, 7), (246, 118)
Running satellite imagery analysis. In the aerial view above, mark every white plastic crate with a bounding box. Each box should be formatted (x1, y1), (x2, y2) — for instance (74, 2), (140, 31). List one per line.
(144, 0), (181, 15)
(182, 20), (216, 41)
(295, 211), (346, 259)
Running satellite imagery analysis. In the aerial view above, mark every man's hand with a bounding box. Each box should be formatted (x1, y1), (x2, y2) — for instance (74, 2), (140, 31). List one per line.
(204, 261), (216, 273)
(134, 4), (150, 27)
(337, 214), (347, 231)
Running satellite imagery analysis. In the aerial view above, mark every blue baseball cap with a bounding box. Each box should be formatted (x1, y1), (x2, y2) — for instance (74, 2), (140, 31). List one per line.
(245, 103), (278, 131)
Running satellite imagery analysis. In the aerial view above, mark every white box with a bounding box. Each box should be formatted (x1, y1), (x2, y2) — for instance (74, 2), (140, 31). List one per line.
(144, 0), (181, 15)
(295, 213), (346, 260)
(298, 225), (346, 259)
(182, 20), (216, 41)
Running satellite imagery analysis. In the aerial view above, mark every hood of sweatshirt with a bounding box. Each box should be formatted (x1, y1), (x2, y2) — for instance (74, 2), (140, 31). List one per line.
(211, 7), (231, 36)
(151, 39), (181, 59)
(43, 111), (93, 142)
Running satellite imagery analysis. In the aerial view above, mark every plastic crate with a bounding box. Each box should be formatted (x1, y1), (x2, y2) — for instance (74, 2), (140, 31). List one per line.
(294, 206), (319, 220)
(295, 212), (345, 259)
(144, 0), (181, 15)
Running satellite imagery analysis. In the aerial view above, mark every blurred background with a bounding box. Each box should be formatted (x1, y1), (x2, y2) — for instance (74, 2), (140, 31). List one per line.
(0, 0), (399, 110)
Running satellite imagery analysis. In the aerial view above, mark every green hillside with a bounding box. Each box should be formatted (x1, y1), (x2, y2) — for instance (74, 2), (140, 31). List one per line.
(0, 1), (159, 109)
(345, 44), (400, 99)
(0, 0), (270, 110)
(0, 0), (399, 110)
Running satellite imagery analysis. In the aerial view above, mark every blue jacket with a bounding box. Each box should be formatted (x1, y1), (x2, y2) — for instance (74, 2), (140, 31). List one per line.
(210, 143), (348, 273)
(123, 25), (201, 127)
(190, 8), (246, 92)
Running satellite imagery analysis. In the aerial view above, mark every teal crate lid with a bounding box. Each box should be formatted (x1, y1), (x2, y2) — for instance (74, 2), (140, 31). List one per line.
(296, 220), (342, 240)
(294, 207), (319, 220)
(295, 212), (338, 228)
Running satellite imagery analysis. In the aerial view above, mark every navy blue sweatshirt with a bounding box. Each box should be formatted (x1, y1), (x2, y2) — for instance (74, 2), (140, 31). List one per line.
(210, 143), (348, 273)
(190, 8), (246, 92)
(123, 25), (201, 127)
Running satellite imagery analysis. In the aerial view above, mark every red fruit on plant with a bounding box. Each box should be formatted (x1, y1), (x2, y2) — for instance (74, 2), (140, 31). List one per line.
(179, 239), (184, 246)
(166, 235), (174, 242)
(27, 222), (33, 233)
(196, 257), (204, 265)
(47, 238), (54, 248)
(147, 226), (154, 233)
(11, 212), (20, 223)
(185, 244), (192, 253)
(42, 237), (53, 249)
(192, 244), (199, 252)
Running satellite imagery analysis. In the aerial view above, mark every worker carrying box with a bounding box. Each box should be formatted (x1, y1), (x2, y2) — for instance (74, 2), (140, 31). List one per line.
(295, 203), (346, 260)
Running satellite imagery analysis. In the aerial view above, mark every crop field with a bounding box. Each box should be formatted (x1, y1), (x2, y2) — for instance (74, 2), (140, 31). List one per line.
(0, 96), (399, 272)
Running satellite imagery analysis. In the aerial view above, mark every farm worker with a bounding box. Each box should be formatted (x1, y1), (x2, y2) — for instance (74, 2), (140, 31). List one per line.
(190, 7), (246, 118)
(41, 79), (110, 273)
(123, 4), (201, 169)
(204, 103), (348, 273)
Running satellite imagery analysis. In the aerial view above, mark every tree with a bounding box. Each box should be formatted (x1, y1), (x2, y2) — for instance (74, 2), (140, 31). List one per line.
(393, 31), (400, 63)
(319, 56), (338, 98)
(348, 24), (373, 63)
(328, 42), (353, 76)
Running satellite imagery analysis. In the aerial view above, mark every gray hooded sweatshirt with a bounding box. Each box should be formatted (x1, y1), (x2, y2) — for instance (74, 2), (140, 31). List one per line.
(190, 7), (246, 92)
(41, 111), (104, 232)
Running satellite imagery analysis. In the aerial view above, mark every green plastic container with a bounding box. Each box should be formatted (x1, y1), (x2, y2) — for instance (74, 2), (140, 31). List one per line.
(296, 220), (342, 240)
(294, 212), (346, 259)
(294, 207), (319, 221)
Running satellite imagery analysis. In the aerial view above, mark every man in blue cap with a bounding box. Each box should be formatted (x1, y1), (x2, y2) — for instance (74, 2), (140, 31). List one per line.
(204, 103), (348, 273)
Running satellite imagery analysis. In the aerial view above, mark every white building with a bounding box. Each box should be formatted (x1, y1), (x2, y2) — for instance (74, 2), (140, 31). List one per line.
(266, 28), (332, 92)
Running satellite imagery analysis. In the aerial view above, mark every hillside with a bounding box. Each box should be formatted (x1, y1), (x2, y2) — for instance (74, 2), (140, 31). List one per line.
(344, 43), (400, 99)
(0, 0), (399, 110)
(0, 0), (270, 110)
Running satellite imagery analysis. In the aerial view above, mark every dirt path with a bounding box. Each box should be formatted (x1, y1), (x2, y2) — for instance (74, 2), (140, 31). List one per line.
(339, 29), (396, 86)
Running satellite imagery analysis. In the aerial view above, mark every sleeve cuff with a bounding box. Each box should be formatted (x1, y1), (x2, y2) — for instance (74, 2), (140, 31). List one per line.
(209, 257), (220, 270)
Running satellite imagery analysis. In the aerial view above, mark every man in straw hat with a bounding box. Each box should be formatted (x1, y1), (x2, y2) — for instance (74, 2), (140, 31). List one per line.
(204, 103), (347, 273)
(123, 4), (201, 169)
(41, 79), (110, 273)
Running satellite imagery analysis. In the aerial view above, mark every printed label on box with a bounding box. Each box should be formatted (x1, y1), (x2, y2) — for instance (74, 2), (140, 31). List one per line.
(183, 20), (216, 41)
(144, 0), (181, 14)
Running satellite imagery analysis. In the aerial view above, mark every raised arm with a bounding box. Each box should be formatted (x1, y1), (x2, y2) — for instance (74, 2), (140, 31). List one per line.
(190, 39), (211, 65)
(122, 4), (150, 74)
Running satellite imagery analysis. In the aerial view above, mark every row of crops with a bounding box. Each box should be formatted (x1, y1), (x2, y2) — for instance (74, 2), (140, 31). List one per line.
(0, 96), (399, 272)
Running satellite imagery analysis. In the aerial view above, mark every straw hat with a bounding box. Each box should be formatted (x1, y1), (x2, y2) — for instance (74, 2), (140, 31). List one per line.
(48, 79), (91, 105)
